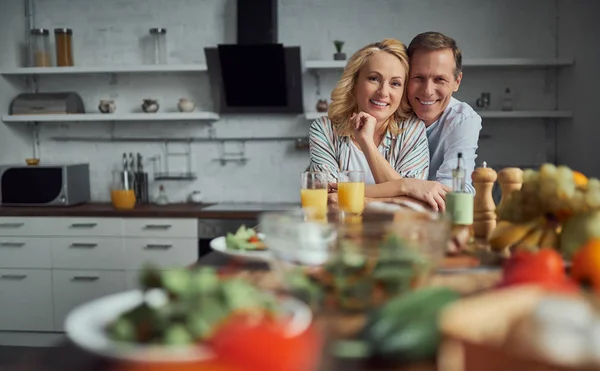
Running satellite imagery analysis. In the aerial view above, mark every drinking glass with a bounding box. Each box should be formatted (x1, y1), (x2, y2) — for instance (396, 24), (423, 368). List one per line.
(110, 170), (136, 210)
(338, 170), (365, 215)
(301, 171), (329, 220)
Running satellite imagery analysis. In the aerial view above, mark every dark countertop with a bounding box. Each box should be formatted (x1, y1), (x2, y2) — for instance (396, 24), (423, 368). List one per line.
(0, 202), (300, 219)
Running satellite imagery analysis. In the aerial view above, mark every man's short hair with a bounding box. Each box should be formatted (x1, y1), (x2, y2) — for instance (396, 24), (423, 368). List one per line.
(407, 32), (462, 80)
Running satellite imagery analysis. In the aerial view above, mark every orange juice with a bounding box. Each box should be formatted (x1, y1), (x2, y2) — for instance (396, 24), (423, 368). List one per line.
(338, 182), (365, 214)
(300, 188), (328, 218)
(111, 189), (136, 210)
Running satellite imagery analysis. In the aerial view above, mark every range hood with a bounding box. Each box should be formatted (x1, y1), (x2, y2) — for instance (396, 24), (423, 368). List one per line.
(204, 0), (303, 114)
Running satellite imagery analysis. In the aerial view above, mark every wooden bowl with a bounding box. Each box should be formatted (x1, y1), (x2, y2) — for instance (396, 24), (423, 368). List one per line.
(25, 158), (40, 166)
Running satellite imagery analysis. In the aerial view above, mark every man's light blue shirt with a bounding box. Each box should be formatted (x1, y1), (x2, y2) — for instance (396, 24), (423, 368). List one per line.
(425, 97), (482, 194)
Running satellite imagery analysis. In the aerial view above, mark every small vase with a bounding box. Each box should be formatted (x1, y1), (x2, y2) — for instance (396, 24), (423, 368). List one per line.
(334, 52), (346, 61)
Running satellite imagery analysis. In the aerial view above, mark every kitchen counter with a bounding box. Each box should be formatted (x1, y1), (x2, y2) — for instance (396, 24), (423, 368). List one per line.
(0, 202), (301, 219)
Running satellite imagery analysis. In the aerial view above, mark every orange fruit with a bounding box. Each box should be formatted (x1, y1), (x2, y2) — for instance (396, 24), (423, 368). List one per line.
(573, 171), (588, 188)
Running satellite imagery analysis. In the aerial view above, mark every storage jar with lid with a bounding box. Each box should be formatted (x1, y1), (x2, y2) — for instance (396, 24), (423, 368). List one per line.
(54, 28), (74, 66)
(30, 28), (51, 67)
(149, 28), (167, 64)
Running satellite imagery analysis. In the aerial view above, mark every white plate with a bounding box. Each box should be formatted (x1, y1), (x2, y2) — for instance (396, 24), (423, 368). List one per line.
(209, 233), (272, 261)
(65, 289), (312, 363)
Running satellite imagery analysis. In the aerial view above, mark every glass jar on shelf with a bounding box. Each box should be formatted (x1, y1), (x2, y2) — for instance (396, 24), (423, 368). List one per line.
(54, 28), (74, 66)
(149, 28), (167, 64)
(30, 28), (51, 67)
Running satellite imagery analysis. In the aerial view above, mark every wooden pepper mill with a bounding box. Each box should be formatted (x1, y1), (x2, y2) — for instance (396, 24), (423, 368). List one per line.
(497, 167), (524, 213)
(472, 161), (498, 239)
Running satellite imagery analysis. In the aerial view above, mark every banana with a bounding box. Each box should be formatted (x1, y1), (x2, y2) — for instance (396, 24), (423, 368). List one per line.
(488, 218), (544, 251)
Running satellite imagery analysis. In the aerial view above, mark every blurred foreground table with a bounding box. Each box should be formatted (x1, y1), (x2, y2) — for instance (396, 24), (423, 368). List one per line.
(3, 252), (500, 371)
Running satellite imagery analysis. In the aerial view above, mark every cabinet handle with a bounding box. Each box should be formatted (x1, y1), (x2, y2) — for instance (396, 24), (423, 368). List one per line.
(0, 242), (25, 248)
(72, 276), (99, 281)
(1, 274), (27, 280)
(144, 244), (173, 250)
(143, 224), (172, 230)
(70, 223), (98, 228)
(0, 223), (24, 228)
(69, 243), (98, 249)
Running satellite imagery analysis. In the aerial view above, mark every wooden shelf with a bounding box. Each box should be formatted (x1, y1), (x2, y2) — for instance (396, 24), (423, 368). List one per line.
(477, 110), (573, 118)
(2, 112), (220, 123)
(304, 111), (572, 121)
(0, 64), (207, 76)
(305, 58), (574, 70)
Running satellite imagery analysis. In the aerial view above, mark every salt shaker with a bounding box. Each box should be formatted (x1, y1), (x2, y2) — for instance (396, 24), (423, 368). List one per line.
(472, 161), (498, 239)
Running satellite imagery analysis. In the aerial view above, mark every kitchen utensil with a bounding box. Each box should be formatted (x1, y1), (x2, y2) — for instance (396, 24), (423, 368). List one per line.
(134, 153), (149, 205)
(188, 190), (204, 203)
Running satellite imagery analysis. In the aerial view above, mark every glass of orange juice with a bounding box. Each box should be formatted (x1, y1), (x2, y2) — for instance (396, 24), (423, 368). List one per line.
(110, 170), (136, 210)
(338, 170), (365, 215)
(300, 171), (328, 220)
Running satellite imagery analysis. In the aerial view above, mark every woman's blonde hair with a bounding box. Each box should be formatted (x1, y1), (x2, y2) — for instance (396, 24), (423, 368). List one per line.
(328, 38), (413, 137)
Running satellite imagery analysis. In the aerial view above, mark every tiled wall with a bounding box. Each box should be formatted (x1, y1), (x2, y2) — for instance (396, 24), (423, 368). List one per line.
(1, 0), (594, 203)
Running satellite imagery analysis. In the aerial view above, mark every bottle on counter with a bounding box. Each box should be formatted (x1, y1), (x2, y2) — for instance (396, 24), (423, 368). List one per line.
(502, 87), (514, 111)
(155, 184), (169, 205)
(446, 153), (475, 250)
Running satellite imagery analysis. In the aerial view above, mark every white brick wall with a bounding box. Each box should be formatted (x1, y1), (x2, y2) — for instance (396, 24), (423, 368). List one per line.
(1, 0), (596, 203)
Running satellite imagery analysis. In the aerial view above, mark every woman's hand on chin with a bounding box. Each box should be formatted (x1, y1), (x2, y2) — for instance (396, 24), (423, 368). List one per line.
(351, 111), (377, 147)
(400, 179), (451, 212)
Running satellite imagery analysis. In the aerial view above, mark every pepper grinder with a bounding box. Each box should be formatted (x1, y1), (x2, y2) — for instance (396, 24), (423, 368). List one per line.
(472, 161), (498, 239)
(497, 167), (524, 214)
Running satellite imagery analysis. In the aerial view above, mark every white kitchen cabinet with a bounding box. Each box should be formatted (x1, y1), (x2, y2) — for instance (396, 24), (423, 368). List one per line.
(0, 237), (52, 268)
(52, 269), (127, 331)
(124, 238), (198, 269)
(0, 217), (55, 237)
(124, 218), (198, 239)
(0, 216), (199, 338)
(51, 217), (123, 237)
(51, 237), (125, 269)
(0, 269), (54, 331)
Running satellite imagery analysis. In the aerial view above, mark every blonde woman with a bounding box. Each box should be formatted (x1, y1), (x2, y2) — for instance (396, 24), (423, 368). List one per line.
(309, 38), (450, 211)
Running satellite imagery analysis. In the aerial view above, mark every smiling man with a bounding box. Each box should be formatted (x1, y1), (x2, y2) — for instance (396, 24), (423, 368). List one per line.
(407, 32), (482, 194)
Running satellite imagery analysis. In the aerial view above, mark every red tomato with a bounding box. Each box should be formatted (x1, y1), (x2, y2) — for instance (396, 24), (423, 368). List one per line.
(500, 249), (579, 294)
(207, 315), (321, 371)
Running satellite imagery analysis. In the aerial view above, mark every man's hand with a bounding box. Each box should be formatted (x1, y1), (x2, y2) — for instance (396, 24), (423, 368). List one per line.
(402, 179), (451, 212)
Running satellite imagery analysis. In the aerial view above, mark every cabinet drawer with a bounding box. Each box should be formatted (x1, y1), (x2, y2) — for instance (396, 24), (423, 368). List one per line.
(52, 269), (127, 331)
(0, 217), (54, 237)
(123, 218), (198, 238)
(0, 237), (51, 268)
(0, 269), (53, 331)
(124, 238), (198, 269)
(51, 237), (124, 269)
(51, 217), (123, 237)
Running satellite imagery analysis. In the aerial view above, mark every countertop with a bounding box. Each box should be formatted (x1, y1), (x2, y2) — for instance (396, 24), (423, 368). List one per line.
(0, 202), (301, 219)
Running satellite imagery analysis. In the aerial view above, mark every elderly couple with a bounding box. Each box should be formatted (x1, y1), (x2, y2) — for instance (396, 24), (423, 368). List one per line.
(308, 31), (482, 212)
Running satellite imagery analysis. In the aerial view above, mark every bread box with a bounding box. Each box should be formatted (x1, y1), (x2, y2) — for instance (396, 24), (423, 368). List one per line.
(9, 92), (85, 115)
